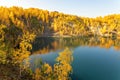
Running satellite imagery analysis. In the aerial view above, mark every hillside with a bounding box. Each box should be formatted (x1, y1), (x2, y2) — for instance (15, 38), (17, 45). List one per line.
(0, 6), (120, 38)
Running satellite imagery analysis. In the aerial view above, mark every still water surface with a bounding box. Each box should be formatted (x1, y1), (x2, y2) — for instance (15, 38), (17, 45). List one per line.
(30, 37), (120, 80)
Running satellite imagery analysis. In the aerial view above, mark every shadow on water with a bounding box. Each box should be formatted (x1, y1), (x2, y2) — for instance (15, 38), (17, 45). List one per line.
(32, 37), (55, 52)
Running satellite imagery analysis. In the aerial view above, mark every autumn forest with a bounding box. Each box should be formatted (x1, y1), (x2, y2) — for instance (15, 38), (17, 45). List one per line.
(0, 6), (120, 80)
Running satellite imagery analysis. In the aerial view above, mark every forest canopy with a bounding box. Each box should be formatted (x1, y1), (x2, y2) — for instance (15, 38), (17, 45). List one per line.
(0, 6), (120, 39)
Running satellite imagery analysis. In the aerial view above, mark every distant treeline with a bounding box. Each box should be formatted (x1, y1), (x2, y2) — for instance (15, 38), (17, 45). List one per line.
(0, 6), (120, 38)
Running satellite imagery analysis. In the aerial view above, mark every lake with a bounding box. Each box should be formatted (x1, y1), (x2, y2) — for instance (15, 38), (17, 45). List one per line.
(30, 37), (120, 80)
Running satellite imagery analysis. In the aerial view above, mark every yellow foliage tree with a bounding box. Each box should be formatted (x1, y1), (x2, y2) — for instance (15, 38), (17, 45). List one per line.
(33, 48), (73, 80)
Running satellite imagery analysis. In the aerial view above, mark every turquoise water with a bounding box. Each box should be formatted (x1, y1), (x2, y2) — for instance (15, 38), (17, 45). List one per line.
(30, 37), (120, 80)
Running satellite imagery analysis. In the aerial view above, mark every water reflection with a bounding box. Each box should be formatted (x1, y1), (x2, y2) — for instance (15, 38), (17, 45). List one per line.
(30, 37), (120, 80)
(32, 37), (120, 54)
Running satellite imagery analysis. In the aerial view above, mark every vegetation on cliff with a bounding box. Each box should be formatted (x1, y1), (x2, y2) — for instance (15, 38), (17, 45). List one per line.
(0, 6), (120, 38)
(0, 6), (120, 80)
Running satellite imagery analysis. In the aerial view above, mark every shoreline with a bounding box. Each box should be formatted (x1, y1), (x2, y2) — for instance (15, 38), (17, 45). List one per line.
(37, 35), (119, 38)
